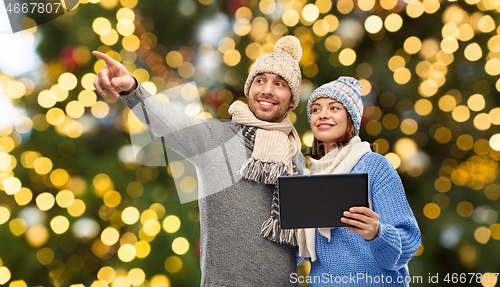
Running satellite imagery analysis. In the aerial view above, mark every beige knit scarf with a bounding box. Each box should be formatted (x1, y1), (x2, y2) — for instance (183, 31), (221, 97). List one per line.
(298, 136), (371, 261)
(229, 100), (301, 178)
(228, 100), (302, 245)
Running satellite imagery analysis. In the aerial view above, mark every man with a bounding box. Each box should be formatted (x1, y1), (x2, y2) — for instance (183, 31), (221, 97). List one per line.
(93, 35), (305, 286)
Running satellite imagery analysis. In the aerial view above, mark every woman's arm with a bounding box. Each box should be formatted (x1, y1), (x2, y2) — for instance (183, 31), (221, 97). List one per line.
(365, 155), (422, 271)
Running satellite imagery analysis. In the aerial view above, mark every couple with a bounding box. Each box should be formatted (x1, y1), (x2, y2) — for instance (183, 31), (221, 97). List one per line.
(93, 35), (421, 286)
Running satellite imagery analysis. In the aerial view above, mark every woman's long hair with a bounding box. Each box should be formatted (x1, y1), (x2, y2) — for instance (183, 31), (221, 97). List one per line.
(309, 111), (357, 160)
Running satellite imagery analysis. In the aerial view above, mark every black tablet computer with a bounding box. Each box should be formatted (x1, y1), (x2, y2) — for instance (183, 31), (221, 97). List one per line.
(277, 173), (369, 229)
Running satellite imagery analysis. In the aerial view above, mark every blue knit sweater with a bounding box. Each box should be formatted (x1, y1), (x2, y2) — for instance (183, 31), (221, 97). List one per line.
(297, 152), (421, 287)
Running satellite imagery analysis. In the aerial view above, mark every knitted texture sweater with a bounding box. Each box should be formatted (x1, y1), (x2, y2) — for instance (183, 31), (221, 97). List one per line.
(299, 152), (421, 287)
(121, 83), (305, 286)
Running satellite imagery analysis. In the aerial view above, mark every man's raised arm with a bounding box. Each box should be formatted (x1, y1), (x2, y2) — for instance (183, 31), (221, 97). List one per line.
(91, 51), (215, 163)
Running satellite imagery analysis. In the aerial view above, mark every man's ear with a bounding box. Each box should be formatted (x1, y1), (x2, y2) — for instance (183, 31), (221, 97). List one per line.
(289, 97), (294, 108)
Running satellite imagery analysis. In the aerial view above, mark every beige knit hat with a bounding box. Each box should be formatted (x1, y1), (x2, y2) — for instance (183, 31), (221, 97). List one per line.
(243, 35), (302, 111)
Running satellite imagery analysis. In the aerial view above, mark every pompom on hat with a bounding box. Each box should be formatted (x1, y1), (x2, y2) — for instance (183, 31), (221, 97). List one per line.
(244, 35), (302, 111)
(306, 77), (364, 135)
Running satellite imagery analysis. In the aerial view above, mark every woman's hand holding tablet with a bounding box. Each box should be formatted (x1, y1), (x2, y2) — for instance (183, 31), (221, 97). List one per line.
(341, 206), (380, 240)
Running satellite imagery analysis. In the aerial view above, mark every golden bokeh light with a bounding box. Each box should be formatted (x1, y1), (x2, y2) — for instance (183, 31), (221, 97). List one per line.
(92, 17), (111, 35)
(163, 215), (181, 233)
(302, 4), (319, 22)
(0, 206), (10, 225)
(401, 119), (418, 135)
(122, 207), (140, 225)
(364, 15), (383, 34)
(134, 240), (151, 258)
(474, 113), (491, 131)
(406, 0), (424, 18)
(97, 266), (115, 284)
(388, 56), (405, 72)
(103, 190), (121, 207)
(438, 95), (457, 112)
(118, 244), (136, 262)
(36, 248), (54, 265)
(380, 0), (397, 10)
(434, 127), (452, 144)
(456, 134), (474, 151)
(101, 227), (120, 246)
(122, 35), (140, 51)
(67, 199), (86, 217)
(3, 177), (21, 195)
(56, 190), (75, 208)
(25, 225), (49, 247)
(489, 107), (500, 125)
(441, 37), (459, 53)
(452, 105), (470, 122)
(38, 90), (57, 108)
(6, 81), (26, 99)
(81, 73), (96, 90)
(365, 120), (382, 136)
(164, 256), (183, 273)
(78, 90), (97, 107)
(464, 43), (482, 61)
(100, 29), (119, 46)
(14, 188), (32, 206)
(324, 35), (342, 52)
(337, 0), (354, 14)
(46, 108), (66, 126)
(58, 73), (78, 91)
(423, 203), (440, 219)
(384, 14), (403, 32)
(404, 36), (422, 54)
(415, 99), (433, 116)
(50, 216), (70, 234)
(339, 48), (356, 66)
(474, 226), (490, 244)
(50, 169), (70, 187)
(478, 15), (495, 33)
(0, 267), (11, 285)
(324, 15), (339, 32)
(394, 68), (411, 85)
(435, 177), (452, 193)
(117, 19), (135, 36)
(486, 59), (500, 76)
(457, 201), (473, 217)
(36, 192), (55, 211)
(128, 268), (146, 286)
(172, 237), (189, 255)
(150, 275), (171, 287)
(91, 101), (110, 118)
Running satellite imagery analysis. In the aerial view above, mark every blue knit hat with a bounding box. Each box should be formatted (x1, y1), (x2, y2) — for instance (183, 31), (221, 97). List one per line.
(306, 76), (363, 135)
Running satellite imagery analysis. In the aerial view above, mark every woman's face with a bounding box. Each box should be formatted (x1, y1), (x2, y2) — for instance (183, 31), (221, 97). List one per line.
(310, 97), (348, 152)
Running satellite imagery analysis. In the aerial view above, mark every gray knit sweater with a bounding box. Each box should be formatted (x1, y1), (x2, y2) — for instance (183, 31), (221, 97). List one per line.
(120, 83), (305, 286)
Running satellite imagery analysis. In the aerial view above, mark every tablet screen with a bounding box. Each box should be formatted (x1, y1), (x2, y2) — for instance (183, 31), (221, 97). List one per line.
(278, 173), (369, 229)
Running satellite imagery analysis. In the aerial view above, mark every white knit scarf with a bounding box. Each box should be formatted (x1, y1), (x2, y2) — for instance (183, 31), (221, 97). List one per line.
(298, 136), (371, 261)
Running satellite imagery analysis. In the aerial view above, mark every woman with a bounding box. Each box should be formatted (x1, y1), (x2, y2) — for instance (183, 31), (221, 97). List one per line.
(298, 77), (421, 286)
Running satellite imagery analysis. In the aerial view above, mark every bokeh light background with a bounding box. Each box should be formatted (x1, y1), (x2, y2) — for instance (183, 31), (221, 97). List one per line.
(0, 0), (499, 286)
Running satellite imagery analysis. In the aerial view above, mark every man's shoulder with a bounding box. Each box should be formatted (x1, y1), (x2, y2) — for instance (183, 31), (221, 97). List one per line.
(206, 118), (239, 132)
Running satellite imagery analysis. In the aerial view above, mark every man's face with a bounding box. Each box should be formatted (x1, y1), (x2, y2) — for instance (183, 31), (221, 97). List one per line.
(247, 73), (294, 123)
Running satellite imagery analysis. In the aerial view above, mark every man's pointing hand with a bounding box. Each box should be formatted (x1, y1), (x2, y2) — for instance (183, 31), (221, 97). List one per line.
(92, 50), (137, 98)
